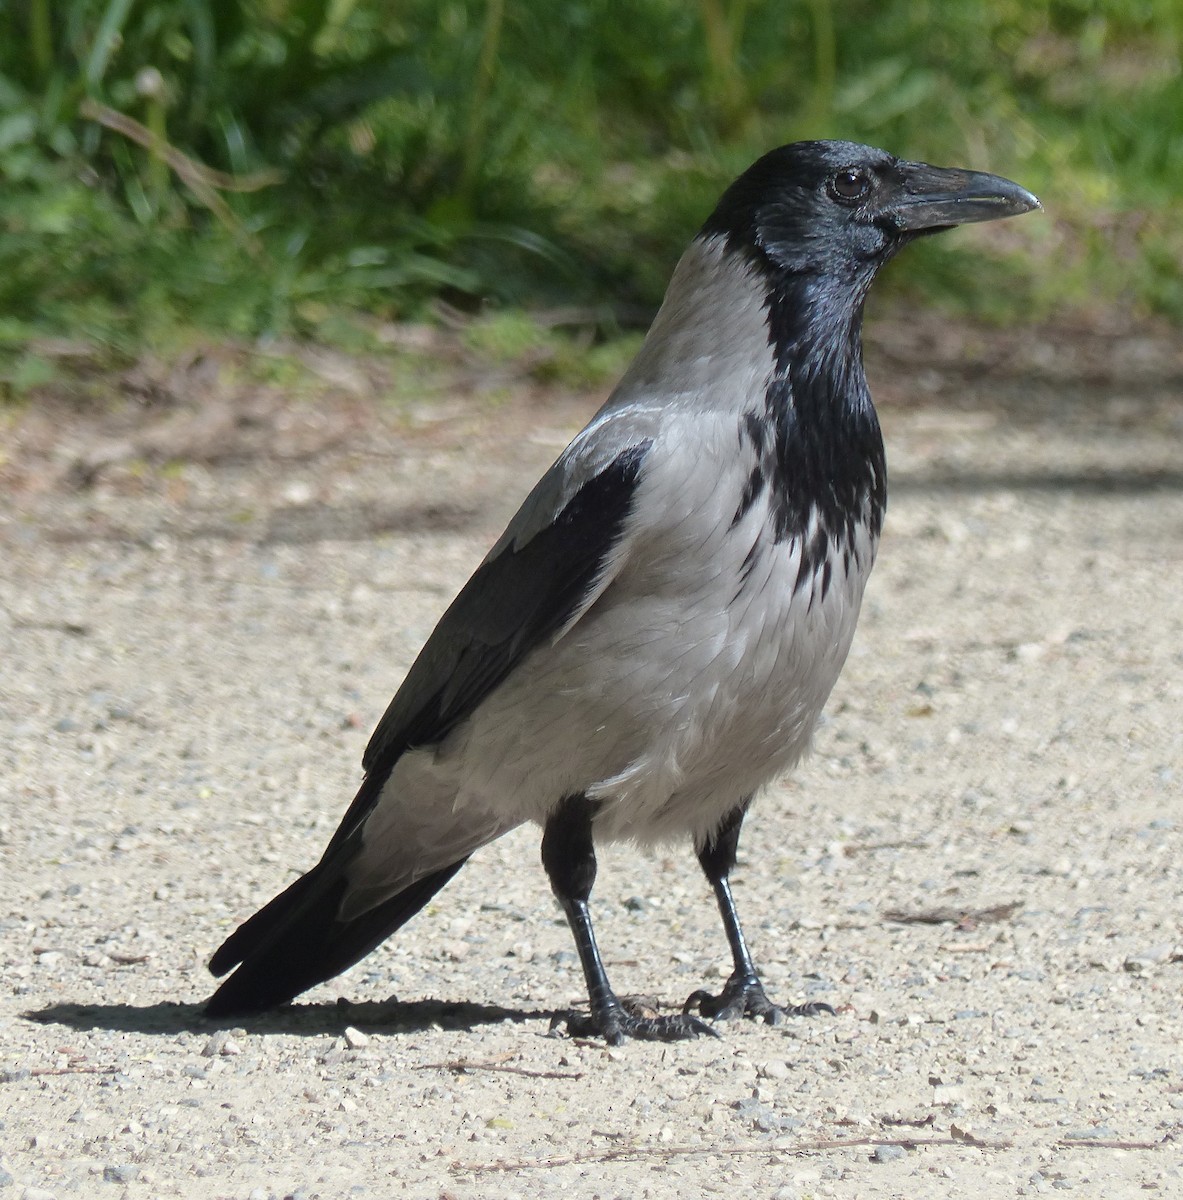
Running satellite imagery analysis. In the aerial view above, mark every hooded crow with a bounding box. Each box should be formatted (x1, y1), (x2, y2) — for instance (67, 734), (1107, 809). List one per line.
(206, 140), (1039, 1042)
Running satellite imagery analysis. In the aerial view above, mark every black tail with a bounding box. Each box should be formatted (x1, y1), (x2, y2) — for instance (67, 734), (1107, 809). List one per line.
(205, 856), (467, 1018)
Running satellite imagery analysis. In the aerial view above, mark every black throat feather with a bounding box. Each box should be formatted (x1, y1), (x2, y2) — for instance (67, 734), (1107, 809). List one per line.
(741, 258), (887, 552)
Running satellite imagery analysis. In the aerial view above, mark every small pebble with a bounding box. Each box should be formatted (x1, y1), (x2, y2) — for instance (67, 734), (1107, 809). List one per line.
(102, 1165), (139, 1184)
(201, 1033), (228, 1058)
(343, 1026), (369, 1050)
(732, 1096), (801, 1132)
(1124, 944), (1175, 972)
(1063, 1125), (1116, 1140)
(872, 1143), (907, 1163)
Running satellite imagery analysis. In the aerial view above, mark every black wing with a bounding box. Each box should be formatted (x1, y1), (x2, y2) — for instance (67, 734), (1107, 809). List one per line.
(321, 437), (653, 856)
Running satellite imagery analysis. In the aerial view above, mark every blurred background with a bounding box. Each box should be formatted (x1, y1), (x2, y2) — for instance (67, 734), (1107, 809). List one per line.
(0, 0), (1180, 394)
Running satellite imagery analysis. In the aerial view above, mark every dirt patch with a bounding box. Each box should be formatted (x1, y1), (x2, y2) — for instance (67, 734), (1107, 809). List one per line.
(2, 320), (1181, 1198)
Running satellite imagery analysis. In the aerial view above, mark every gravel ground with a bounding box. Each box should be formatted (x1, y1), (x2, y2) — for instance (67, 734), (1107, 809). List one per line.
(2, 332), (1181, 1199)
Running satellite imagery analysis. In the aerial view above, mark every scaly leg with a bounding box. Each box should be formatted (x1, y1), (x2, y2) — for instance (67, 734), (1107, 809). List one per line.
(684, 802), (833, 1024)
(542, 794), (716, 1044)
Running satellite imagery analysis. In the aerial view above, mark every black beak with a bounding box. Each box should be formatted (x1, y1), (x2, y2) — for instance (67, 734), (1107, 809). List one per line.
(879, 162), (1041, 233)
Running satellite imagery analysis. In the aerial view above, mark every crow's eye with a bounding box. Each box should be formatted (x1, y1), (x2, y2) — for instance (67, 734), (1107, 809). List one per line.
(828, 168), (873, 203)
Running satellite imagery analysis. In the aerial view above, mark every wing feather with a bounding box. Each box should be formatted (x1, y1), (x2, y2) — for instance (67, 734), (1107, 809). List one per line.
(320, 436), (654, 856)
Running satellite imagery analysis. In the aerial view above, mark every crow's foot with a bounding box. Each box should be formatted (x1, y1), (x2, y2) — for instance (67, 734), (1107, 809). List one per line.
(683, 973), (834, 1025)
(555, 996), (719, 1045)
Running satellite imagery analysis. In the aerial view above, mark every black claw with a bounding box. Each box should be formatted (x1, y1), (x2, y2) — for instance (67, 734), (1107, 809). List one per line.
(791, 1000), (837, 1018)
(684, 974), (834, 1025)
(555, 1003), (720, 1044)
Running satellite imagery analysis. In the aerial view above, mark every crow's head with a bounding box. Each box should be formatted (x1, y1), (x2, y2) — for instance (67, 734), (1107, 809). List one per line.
(703, 140), (1040, 283)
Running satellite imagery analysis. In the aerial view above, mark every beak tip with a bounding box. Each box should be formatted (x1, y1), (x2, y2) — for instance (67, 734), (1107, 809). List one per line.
(996, 180), (1042, 218)
(1014, 187), (1043, 215)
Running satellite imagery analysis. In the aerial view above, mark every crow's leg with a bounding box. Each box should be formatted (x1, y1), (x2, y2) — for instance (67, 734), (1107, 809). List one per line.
(542, 794), (715, 1045)
(684, 802), (833, 1024)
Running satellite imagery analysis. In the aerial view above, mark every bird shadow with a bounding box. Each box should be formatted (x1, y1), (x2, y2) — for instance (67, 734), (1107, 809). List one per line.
(23, 996), (554, 1038)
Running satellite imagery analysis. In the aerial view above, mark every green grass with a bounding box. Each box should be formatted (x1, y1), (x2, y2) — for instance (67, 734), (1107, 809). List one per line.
(0, 0), (1180, 389)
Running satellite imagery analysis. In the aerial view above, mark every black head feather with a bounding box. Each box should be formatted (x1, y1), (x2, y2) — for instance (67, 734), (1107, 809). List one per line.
(703, 139), (1038, 286)
(702, 140), (1036, 563)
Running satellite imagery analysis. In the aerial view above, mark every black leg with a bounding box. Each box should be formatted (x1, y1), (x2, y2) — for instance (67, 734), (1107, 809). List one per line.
(684, 801), (833, 1024)
(541, 795), (715, 1044)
